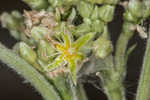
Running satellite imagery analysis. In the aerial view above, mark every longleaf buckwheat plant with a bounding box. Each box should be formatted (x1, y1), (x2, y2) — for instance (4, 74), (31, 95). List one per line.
(0, 0), (150, 100)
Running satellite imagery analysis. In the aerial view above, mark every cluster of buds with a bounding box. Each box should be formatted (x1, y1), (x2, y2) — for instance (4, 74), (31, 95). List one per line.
(0, 0), (118, 86)
(123, 0), (150, 39)
(21, 10), (95, 85)
(124, 0), (150, 23)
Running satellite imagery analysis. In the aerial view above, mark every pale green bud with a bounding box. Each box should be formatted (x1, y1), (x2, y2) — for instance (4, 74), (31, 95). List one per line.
(91, 20), (104, 33)
(143, 0), (150, 18)
(19, 42), (43, 72)
(103, 0), (119, 5)
(93, 37), (113, 59)
(87, 0), (119, 4)
(31, 26), (50, 43)
(54, 22), (66, 37)
(19, 42), (37, 64)
(37, 40), (55, 62)
(12, 43), (20, 54)
(75, 24), (91, 36)
(87, 0), (104, 4)
(99, 5), (115, 23)
(20, 33), (35, 46)
(37, 59), (48, 71)
(123, 10), (138, 23)
(23, 0), (49, 10)
(83, 18), (92, 25)
(128, 0), (144, 18)
(0, 11), (23, 39)
(68, 8), (76, 23)
(77, 1), (93, 18)
(48, 0), (63, 7)
(9, 30), (20, 40)
(11, 11), (23, 20)
(48, 0), (78, 7)
(55, 8), (61, 22)
(91, 6), (99, 20)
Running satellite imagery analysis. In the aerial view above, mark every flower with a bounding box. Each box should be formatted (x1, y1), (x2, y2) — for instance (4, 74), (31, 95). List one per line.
(46, 32), (94, 85)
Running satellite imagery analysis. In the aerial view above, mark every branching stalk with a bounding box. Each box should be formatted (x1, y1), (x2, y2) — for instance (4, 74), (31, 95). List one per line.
(115, 22), (135, 79)
(136, 28), (150, 100)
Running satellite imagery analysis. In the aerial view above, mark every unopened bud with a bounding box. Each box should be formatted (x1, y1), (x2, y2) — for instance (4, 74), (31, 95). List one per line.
(87, 0), (119, 4)
(123, 10), (138, 23)
(128, 0), (144, 18)
(91, 6), (99, 20)
(0, 11), (23, 39)
(19, 42), (37, 64)
(75, 24), (91, 36)
(91, 20), (104, 33)
(143, 0), (150, 18)
(99, 5), (115, 23)
(37, 40), (55, 62)
(23, 0), (49, 10)
(93, 37), (113, 59)
(77, 1), (93, 18)
(19, 42), (43, 71)
(31, 26), (50, 43)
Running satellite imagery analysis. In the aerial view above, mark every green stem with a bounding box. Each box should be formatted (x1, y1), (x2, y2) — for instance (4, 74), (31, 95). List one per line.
(76, 84), (88, 100)
(45, 73), (76, 100)
(0, 43), (61, 100)
(115, 22), (135, 78)
(102, 56), (126, 100)
(104, 81), (125, 100)
(136, 28), (150, 100)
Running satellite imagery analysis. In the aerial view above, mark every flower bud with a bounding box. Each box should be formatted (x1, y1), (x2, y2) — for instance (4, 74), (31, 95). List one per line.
(23, 0), (49, 10)
(0, 11), (23, 39)
(143, 0), (150, 18)
(68, 8), (76, 23)
(75, 24), (91, 37)
(87, 0), (119, 4)
(48, 0), (63, 7)
(123, 10), (138, 23)
(19, 42), (43, 71)
(91, 6), (99, 20)
(99, 5), (115, 23)
(12, 43), (20, 54)
(37, 40), (55, 62)
(54, 22), (67, 37)
(20, 33), (35, 46)
(93, 37), (113, 59)
(31, 26), (50, 43)
(104, 0), (119, 5)
(11, 11), (23, 19)
(87, 0), (104, 4)
(19, 42), (37, 64)
(77, 1), (93, 18)
(55, 8), (61, 22)
(91, 20), (104, 33)
(128, 0), (144, 18)
(83, 18), (92, 25)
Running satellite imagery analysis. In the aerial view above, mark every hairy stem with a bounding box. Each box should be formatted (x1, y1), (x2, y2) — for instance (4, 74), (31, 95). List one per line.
(115, 22), (135, 78)
(104, 80), (125, 100)
(136, 28), (150, 100)
(0, 43), (61, 100)
(97, 54), (126, 100)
